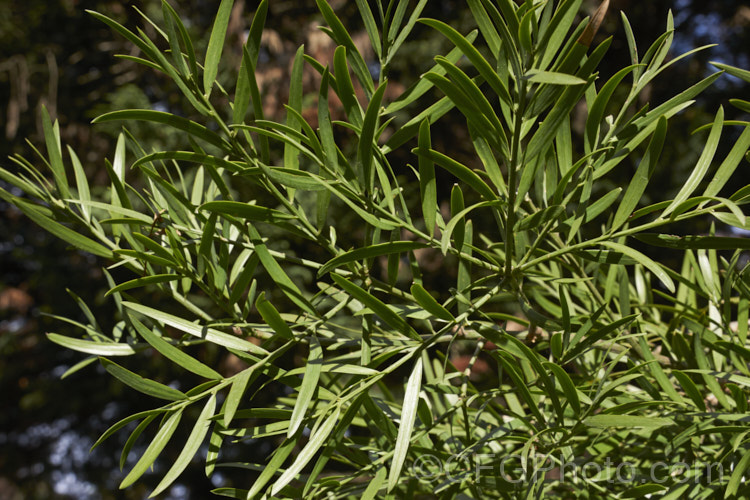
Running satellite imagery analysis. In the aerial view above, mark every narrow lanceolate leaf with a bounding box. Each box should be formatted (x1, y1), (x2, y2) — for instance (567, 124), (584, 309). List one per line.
(612, 115), (668, 229)
(255, 292), (294, 339)
(726, 447), (750, 497)
(284, 45), (306, 175)
(130, 317), (222, 380)
(410, 283), (454, 322)
(100, 358), (187, 401)
(93, 110), (230, 150)
(634, 233), (750, 250)
(41, 106), (70, 199)
(354, 0), (381, 60)
(68, 147), (90, 221)
(271, 405), (341, 496)
(525, 70), (587, 85)
(150, 394), (216, 497)
(671, 370), (706, 411)
(132, 151), (245, 173)
(585, 64), (642, 149)
(7, 197), (114, 258)
(584, 415), (674, 428)
(122, 302), (268, 354)
(203, 0), (234, 95)
(388, 357), (423, 493)
(91, 409), (164, 452)
(544, 362), (581, 417)
(663, 106), (724, 215)
(331, 274), (421, 341)
(105, 274), (180, 297)
(515, 205), (565, 231)
(710, 61), (750, 83)
(318, 241), (427, 277)
(600, 241), (675, 293)
(288, 335), (323, 437)
(200, 200), (294, 223)
(419, 19), (511, 106)
(357, 81), (388, 192)
(120, 410), (183, 489)
(247, 224), (318, 317)
(47, 333), (136, 356)
(418, 119), (436, 238)
(413, 147), (497, 201)
(703, 124), (750, 198)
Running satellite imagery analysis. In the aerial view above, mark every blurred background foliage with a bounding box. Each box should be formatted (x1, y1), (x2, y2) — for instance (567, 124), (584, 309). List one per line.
(1, 0), (748, 498)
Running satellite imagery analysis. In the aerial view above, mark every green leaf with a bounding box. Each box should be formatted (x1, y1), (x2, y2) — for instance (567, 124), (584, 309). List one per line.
(663, 107), (724, 215)
(255, 292), (294, 339)
(457, 219), (473, 316)
(621, 484), (668, 498)
(120, 410), (182, 489)
(413, 147), (498, 201)
(132, 151), (245, 173)
(61, 357), (98, 379)
(419, 18), (511, 106)
(411, 283), (454, 322)
(150, 394), (216, 497)
(362, 466), (387, 500)
(247, 224), (318, 316)
(418, 120), (437, 238)
(671, 369), (706, 411)
(309, 177), (398, 230)
(385, 0), (428, 66)
(711, 61), (750, 83)
(288, 335), (323, 437)
(331, 274), (420, 341)
(358, 81), (388, 191)
(515, 205), (565, 231)
(93, 110), (230, 150)
(355, 0), (381, 60)
(7, 196), (113, 258)
(91, 409), (164, 452)
(47, 333), (136, 356)
(317, 0), (374, 96)
(68, 147), (91, 221)
(585, 64), (642, 150)
(67, 200), (153, 224)
(725, 447), (750, 497)
(544, 362), (580, 416)
(284, 45), (306, 177)
(200, 200), (294, 224)
(583, 415), (674, 428)
(130, 317), (221, 380)
(386, 32), (475, 114)
(703, 124), (750, 198)
(100, 358), (187, 401)
(41, 107), (71, 200)
(612, 115), (668, 229)
(318, 241), (427, 277)
(271, 405), (341, 496)
(332, 46), (363, 127)
(525, 75), (592, 163)
(388, 357), (423, 493)
(161, 0), (194, 76)
(525, 70), (586, 85)
(584, 188), (621, 223)
(600, 241), (674, 292)
(203, 0), (234, 95)
(122, 302), (267, 354)
(635, 233), (750, 250)
(105, 274), (180, 296)
(258, 165), (328, 192)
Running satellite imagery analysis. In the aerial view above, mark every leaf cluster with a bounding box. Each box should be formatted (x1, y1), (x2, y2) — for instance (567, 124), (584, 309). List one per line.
(3, 1), (750, 498)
